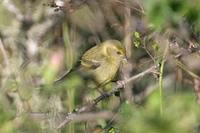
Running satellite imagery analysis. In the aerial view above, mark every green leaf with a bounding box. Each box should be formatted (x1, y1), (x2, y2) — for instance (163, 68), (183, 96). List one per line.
(133, 32), (142, 48)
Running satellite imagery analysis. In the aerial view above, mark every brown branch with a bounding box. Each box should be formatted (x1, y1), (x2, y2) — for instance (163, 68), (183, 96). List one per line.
(122, 0), (133, 102)
(114, 0), (145, 15)
(175, 59), (200, 80)
(70, 111), (117, 122)
(57, 65), (157, 129)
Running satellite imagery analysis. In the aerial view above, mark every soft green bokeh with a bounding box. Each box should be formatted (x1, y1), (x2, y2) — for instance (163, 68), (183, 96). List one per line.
(117, 91), (200, 133)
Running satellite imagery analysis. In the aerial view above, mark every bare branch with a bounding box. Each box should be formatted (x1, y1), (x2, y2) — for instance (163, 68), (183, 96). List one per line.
(175, 59), (200, 80)
(57, 65), (157, 129)
(57, 111), (116, 128)
(114, 0), (145, 15)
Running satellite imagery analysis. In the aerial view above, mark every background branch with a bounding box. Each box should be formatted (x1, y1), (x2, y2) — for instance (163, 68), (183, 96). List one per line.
(0, 38), (9, 66)
(3, 0), (24, 21)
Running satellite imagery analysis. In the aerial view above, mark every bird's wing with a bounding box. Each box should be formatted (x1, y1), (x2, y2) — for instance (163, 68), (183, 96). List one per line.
(81, 58), (101, 69)
(81, 45), (106, 70)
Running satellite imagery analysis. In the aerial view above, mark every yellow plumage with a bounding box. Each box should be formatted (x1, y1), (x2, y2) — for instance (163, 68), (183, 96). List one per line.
(54, 40), (127, 86)
(81, 40), (126, 84)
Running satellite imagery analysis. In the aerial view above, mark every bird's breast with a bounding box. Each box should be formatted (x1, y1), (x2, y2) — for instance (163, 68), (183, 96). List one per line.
(93, 60), (120, 84)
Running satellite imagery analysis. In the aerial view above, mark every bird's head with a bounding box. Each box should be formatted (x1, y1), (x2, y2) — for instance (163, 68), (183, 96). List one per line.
(101, 40), (127, 63)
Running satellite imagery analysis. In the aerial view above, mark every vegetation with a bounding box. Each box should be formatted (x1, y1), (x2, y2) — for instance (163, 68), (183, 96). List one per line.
(0, 0), (200, 132)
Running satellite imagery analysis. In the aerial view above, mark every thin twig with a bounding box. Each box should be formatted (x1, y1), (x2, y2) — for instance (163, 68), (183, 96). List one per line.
(175, 59), (200, 80)
(64, 111), (116, 123)
(57, 65), (157, 129)
(114, 0), (145, 15)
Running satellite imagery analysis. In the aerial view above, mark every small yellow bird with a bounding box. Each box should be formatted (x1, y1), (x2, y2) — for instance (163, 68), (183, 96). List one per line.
(81, 40), (127, 84)
(54, 39), (127, 86)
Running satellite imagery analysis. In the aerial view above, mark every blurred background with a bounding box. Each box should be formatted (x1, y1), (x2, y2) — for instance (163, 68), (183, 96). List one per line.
(0, 0), (200, 132)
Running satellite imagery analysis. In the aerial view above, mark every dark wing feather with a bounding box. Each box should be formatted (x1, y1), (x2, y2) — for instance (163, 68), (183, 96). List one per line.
(81, 58), (101, 70)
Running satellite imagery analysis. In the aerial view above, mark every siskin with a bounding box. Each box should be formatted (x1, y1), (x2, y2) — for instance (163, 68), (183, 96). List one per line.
(54, 39), (127, 86)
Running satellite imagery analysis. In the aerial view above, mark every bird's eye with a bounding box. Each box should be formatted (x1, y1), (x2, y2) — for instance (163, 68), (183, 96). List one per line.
(117, 51), (122, 55)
